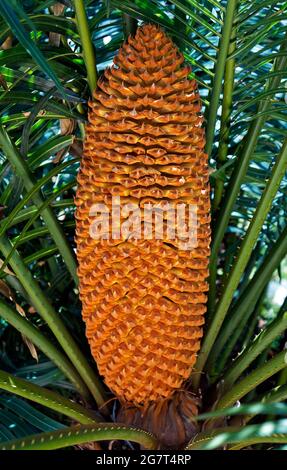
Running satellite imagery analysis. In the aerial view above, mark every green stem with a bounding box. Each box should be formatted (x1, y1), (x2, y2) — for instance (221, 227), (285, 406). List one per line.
(235, 243), (261, 297)
(263, 384), (287, 404)
(34, 218), (59, 281)
(0, 234), (106, 407)
(0, 424), (157, 450)
(186, 425), (242, 449)
(0, 369), (98, 425)
(278, 368), (287, 387)
(228, 436), (287, 450)
(2, 200), (74, 229)
(212, 289), (265, 377)
(0, 125), (78, 284)
(188, 425), (287, 450)
(0, 298), (88, 398)
(222, 312), (287, 390)
(208, 227), (287, 374)
(231, 385), (287, 428)
(205, 0), (238, 156)
(74, 0), (97, 94)
(208, 36), (287, 321)
(4, 273), (29, 301)
(241, 288), (267, 350)
(2, 181), (75, 272)
(12, 221), (74, 246)
(212, 12), (237, 213)
(193, 138), (287, 390)
(277, 298), (287, 386)
(215, 350), (287, 411)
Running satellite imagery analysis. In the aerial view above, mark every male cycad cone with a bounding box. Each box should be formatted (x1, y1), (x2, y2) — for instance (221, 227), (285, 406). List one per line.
(75, 24), (210, 446)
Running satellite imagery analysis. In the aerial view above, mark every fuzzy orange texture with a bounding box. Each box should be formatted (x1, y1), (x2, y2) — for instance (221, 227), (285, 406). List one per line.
(75, 24), (210, 406)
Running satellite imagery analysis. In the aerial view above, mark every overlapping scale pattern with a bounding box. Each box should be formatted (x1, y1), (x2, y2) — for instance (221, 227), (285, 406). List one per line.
(75, 24), (210, 405)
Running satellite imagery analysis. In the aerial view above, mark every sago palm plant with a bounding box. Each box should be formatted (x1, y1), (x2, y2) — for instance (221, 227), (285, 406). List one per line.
(0, 0), (286, 451)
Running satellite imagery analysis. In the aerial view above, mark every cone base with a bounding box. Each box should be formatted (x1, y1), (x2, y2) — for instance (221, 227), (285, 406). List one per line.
(117, 389), (200, 449)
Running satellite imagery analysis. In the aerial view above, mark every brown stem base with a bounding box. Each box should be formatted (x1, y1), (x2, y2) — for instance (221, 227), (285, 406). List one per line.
(117, 389), (200, 449)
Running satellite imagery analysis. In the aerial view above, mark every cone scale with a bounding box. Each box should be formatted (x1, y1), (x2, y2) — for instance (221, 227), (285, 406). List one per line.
(75, 24), (210, 447)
